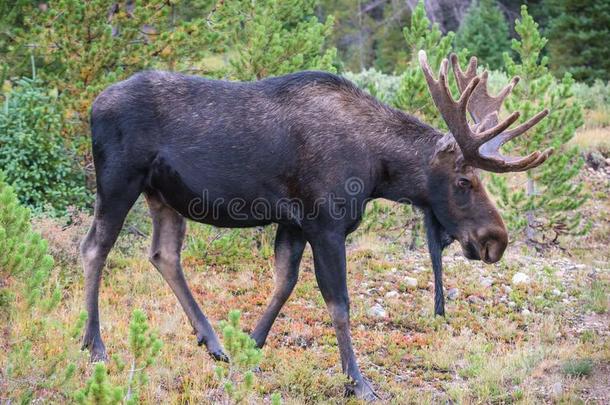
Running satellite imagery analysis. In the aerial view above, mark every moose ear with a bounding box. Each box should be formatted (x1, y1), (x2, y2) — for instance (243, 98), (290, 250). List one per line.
(433, 133), (459, 156)
(431, 133), (470, 172)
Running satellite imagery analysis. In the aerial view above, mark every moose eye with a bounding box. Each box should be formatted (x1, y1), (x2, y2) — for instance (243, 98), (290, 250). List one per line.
(457, 178), (471, 189)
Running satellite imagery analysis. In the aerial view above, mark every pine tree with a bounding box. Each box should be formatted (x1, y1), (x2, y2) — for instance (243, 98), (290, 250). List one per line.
(488, 6), (587, 242)
(318, 0), (391, 73)
(373, 0), (411, 73)
(394, 0), (466, 129)
(546, 0), (610, 84)
(0, 72), (89, 214)
(212, 0), (336, 80)
(1, 170), (60, 393)
(19, 0), (216, 149)
(455, 0), (511, 70)
(0, 0), (33, 77)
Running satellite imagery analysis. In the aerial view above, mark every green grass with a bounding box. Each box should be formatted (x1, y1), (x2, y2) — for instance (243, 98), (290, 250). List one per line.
(586, 280), (608, 314)
(562, 359), (594, 377)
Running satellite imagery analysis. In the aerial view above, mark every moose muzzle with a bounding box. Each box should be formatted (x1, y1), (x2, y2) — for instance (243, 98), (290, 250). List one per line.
(475, 226), (508, 264)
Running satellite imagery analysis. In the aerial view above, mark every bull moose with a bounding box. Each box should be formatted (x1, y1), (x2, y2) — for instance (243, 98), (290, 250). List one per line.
(80, 51), (550, 400)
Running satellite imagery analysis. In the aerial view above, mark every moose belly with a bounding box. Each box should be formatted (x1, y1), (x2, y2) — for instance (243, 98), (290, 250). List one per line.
(147, 154), (282, 228)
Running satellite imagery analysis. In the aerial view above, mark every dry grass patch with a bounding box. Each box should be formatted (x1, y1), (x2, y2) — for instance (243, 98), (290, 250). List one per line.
(571, 126), (610, 153)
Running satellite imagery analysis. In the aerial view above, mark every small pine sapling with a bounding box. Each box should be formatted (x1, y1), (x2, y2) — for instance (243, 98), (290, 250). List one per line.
(74, 309), (162, 404)
(214, 310), (265, 403)
(74, 363), (123, 405)
(0, 173), (86, 401)
(124, 309), (163, 404)
(271, 392), (282, 405)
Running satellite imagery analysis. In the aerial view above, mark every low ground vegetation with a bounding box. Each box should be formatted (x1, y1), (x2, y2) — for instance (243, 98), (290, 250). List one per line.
(1, 163), (607, 402)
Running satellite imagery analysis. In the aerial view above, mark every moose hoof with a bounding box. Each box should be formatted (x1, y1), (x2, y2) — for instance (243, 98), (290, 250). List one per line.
(209, 350), (229, 363)
(90, 348), (108, 363)
(82, 335), (108, 362)
(196, 332), (228, 362)
(346, 378), (380, 402)
(250, 332), (266, 349)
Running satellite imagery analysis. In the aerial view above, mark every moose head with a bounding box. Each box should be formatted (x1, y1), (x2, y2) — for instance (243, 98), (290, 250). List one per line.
(419, 50), (551, 265)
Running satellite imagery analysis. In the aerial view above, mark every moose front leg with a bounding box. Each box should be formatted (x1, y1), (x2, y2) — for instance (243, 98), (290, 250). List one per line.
(310, 232), (379, 401)
(424, 210), (450, 316)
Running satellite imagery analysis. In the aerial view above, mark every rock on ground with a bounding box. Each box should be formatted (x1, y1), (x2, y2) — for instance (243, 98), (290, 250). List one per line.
(512, 272), (531, 286)
(385, 290), (399, 299)
(480, 277), (494, 288)
(404, 277), (418, 290)
(368, 303), (387, 318)
(447, 287), (460, 300)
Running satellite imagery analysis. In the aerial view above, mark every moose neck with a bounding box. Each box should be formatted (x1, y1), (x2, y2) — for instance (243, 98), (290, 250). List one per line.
(369, 112), (443, 208)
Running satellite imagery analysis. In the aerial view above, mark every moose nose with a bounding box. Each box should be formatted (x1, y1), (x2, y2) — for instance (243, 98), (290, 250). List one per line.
(482, 241), (502, 263)
(478, 229), (508, 264)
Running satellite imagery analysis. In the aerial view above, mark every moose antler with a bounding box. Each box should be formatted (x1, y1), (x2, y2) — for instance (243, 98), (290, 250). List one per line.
(419, 50), (552, 173)
(450, 53), (520, 123)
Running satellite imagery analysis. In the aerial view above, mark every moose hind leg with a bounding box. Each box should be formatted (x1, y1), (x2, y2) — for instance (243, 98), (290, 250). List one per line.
(251, 225), (306, 348)
(145, 192), (227, 361)
(81, 189), (140, 361)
